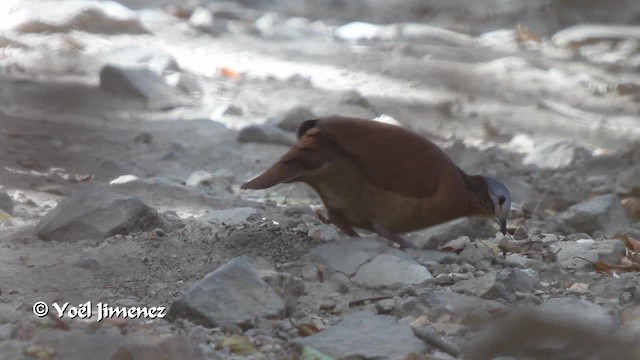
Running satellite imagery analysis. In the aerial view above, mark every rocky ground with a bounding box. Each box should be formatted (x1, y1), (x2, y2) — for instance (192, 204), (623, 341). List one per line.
(1, 0), (640, 359)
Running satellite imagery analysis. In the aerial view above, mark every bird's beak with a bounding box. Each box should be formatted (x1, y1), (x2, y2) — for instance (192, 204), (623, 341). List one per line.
(499, 217), (507, 235)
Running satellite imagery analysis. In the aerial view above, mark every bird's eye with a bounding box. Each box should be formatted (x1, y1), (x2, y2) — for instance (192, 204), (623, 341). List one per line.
(498, 195), (505, 205)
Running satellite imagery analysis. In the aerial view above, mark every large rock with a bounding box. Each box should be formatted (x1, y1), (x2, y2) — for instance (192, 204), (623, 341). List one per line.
(396, 291), (506, 325)
(99, 65), (193, 110)
(167, 256), (285, 327)
(309, 238), (387, 277)
(1, 0), (147, 34)
(37, 188), (166, 242)
(411, 217), (498, 249)
(351, 249), (433, 288)
(296, 312), (426, 359)
(523, 140), (591, 170)
(617, 165), (640, 196)
(550, 238), (626, 270)
(452, 269), (540, 302)
(551, 194), (630, 236)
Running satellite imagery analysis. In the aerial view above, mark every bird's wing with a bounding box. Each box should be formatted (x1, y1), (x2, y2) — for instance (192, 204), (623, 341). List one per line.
(314, 116), (453, 198)
(240, 124), (342, 190)
(241, 116), (456, 198)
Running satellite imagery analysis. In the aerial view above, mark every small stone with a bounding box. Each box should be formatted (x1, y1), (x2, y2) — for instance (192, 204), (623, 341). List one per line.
(567, 282), (589, 294)
(295, 312), (426, 359)
(185, 169), (234, 190)
(37, 187), (166, 242)
(111, 336), (204, 360)
(134, 131), (153, 144)
(307, 224), (340, 241)
(189, 6), (215, 32)
(74, 256), (100, 270)
(167, 256), (286, 327)
(340, 89), (373, 108)
(513, 226), (528, 240)
(273, 106), (315, 132)
(376, 298), (396, 314)
(152, 228), (165, 237)
(283, 204), (314, 218)
(237, 124), (296, 146)
(412, 217), (497, 249)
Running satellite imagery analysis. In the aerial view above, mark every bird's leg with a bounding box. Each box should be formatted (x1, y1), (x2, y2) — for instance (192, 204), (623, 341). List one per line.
(315, 209), (331, 224)
(326, 209), (359, 237)
(372, 223), (416, 249)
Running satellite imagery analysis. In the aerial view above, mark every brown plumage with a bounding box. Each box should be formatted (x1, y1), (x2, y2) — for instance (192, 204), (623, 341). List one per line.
(241, 116), (511, 248)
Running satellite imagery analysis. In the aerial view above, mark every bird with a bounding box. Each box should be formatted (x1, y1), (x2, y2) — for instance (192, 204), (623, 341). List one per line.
(241, 116), (511, 248)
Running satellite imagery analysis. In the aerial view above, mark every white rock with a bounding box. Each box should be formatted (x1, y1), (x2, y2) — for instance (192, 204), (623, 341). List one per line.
(523, 140), (591, 170)
(296, 312), (426, 359)
(0, 0), (146, 34)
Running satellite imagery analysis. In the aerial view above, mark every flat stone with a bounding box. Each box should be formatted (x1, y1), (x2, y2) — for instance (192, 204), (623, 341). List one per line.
(0, 189), (13, 215)
(452, 269), (540, 302)
(296, 312), (426, 359)
(308, 237), (387, 277)
(551, 194), (630, 236)
(523, 140), (590, 170)
(197, 207), (260, 226)
(99, 64), (193, 110)
(550, 239), (626, 270)
(167, 256), (285, 327)
(396, 291), (506, 325)
(37, 187), (166, 242)
(237, 124), (296, 146)
(411, 217), (497, 249)
(351, 248), (433, 288)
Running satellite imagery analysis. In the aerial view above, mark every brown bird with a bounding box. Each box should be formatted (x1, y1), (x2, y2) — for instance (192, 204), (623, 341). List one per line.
(241, 116), (511, 248)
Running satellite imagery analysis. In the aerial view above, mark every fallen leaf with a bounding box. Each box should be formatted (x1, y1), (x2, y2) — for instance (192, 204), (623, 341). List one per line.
(410, 314), (430, 328)
(439, 236), (470, 254)
(219, 66), (240, 80)
(218, 334), (258, 355)
(296, 323), (321, 337)
(315, 264), (324, 283)
(516, 24), (541, 43)
(0, 210), (11, 221)
(24, 344), (56, 360)
(622, 197), (640, 221)
(498, 238), (520, 254)
(404, 352), (429, 360)
(615, 234), (640, 252)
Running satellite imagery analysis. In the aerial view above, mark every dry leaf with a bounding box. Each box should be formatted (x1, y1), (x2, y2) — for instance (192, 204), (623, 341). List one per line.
(615, 234), (640, 252)
(439, 236), (470, 254)
(315, 264), (324, 283)
(404, 352), (429, 360)
(219, 66), (240, 80)
(622, 197), (640, 221)
(24, 345), (56, 360)
(218, 334), (258, 355)
(516, 24), (541, 43)
(296, 323), (321, 337)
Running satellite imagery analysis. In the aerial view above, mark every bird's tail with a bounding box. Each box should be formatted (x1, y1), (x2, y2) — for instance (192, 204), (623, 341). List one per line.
(240, 161), (304, 190)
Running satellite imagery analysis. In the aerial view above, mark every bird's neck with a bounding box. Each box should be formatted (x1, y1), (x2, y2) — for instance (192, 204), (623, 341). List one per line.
(456, 168), (492, 215)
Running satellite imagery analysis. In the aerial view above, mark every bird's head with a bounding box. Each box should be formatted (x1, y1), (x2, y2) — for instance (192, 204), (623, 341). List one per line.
(483, 177), (511, 235)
